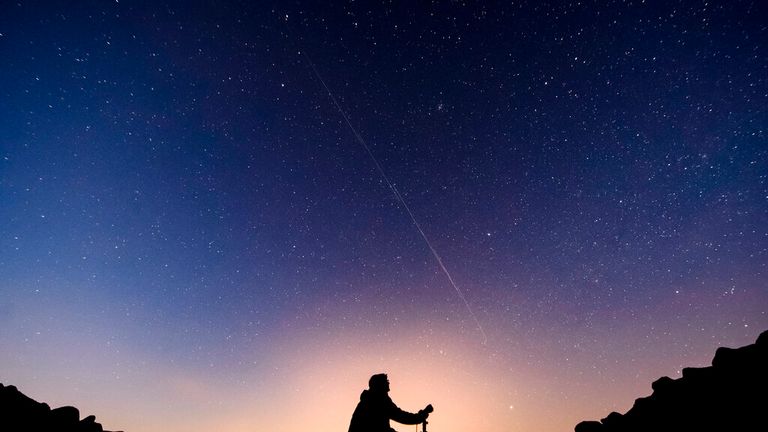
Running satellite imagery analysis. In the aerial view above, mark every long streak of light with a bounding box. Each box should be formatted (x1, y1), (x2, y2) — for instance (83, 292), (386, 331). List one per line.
(288, 20), (487, 344)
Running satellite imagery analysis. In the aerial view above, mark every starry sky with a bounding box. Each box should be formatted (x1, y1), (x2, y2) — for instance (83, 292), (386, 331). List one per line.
(0, 1), (766, 431)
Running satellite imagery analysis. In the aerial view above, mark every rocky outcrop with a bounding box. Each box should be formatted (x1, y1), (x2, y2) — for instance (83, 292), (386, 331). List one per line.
(0, 383), (121, 432)
(575, 330), (768, 431)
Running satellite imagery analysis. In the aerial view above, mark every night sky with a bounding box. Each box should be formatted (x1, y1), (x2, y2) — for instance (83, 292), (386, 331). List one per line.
(1, 1), (766, 432)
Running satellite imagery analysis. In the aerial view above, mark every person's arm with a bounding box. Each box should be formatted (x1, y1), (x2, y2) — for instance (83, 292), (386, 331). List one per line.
(387, 399), (429, 425)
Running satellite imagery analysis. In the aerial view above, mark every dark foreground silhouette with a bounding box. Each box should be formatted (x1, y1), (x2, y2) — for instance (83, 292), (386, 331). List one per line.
(0, 383), (120, 432)
(349, 373), (433, 432)
(575, 329), (768, 432)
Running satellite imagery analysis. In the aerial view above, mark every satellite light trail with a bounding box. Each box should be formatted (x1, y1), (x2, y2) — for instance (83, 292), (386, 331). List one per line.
(287, 16), (488, 345)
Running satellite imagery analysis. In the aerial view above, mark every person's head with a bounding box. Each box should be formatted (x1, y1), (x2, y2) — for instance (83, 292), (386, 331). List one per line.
(368, 373), (390, 393)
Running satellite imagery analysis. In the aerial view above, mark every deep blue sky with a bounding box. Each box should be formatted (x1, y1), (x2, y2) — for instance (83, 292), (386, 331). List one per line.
(1, 1), (766, 431)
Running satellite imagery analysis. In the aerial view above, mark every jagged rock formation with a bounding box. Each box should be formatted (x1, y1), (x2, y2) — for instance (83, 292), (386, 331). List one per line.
(0, 383), (121, 432)
(575, 330), (768, 432)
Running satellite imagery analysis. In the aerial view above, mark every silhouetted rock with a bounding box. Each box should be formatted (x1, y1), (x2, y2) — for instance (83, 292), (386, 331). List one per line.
(0, 383), (120, 432)
(650, 376), (674, 392)
(600, 412), (623, 428)
(51, 405), (81, 424)
(81, 415), (105, 432)
(575, 329), (768, 431)
(574, 420), (602, 432)
(757, 330), (768, 346)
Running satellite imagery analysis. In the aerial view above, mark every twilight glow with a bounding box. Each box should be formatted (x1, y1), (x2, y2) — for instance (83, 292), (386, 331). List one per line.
(0, 2), (766, 432)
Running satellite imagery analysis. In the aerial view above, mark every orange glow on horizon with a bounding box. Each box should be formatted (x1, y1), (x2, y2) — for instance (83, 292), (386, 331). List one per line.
(233, 323), (585, 432)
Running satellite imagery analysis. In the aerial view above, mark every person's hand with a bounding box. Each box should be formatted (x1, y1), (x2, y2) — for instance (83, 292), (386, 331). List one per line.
(419, 404), (433, 420)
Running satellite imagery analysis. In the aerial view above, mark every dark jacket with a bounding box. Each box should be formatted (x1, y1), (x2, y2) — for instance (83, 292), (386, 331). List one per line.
(348, 389), (426, 432)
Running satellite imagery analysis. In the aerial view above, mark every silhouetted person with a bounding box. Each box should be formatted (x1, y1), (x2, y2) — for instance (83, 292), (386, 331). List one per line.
(349, 373), (432, 432)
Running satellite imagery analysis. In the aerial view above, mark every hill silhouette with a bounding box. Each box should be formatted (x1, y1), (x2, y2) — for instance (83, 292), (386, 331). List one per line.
(575, 329), (768, 432)
(0, 383), (120, 432)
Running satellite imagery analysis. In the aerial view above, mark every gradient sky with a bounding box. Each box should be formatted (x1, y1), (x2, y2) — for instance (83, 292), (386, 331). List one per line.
(1, 1), (766, 432)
